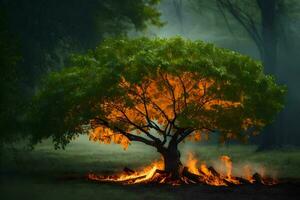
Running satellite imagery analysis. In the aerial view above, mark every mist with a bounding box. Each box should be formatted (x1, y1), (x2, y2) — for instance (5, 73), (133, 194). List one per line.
(147, 0), (300, 147)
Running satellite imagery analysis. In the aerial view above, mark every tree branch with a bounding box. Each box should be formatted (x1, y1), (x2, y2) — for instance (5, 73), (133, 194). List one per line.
(177, 74), (187, 109)
(216, 1), (238, 39)
(117, 107), (162, 144)
(140, 85), (166, 135)
(94, 118), (157, 147)
(217, 0), (264, 55)
(159, 72), (177, 125)
(124, 82), (171, 134)
(176, 128), (195, 144)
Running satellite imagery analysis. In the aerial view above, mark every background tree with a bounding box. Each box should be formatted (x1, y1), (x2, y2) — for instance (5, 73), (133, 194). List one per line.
(0, 9), (22, 146)
(0, 0), (163, 87)
(215, 0), (281, 74)
(172, 0), (184, 34)
(28, 38), (285, 178)
(190, 0), (298, 149)
(190, 0), (288, 73)
(216, 0), (281, 149)
(0, 0), (162, 145)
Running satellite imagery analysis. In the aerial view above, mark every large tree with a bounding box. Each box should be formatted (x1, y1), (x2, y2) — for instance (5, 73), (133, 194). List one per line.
(28, 38), (285, 178)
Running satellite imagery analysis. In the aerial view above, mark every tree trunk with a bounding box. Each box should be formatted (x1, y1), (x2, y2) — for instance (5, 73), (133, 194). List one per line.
(257, 0), (280, 150)
(259, 0), (278, 75)
(173, 0), (184, 34)
(158, 143), (182, 179)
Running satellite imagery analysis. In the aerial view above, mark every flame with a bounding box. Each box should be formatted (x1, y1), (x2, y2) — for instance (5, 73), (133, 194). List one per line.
(88, 153), (277, 186)
(220, 155), (232, 178)
(243, 165), (255, 183)
(186, 152), (199, 175)
(219, 155), (240, 184)
(185, 153), (227, 186)
(88, 159), (164, 184)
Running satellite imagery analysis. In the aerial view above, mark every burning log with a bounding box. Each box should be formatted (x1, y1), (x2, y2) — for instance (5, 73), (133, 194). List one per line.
(251, 173), (277, 185)
(182, 167), (202, 184)
(252, 172), (263, 184)
(123, 167), (135, 175)
(155, 169), (168, 174)
(235, 177), (252, 185)
(208, 166), (220, 177)
(87, 154), (278, 186)
(207, 166), (236, 186)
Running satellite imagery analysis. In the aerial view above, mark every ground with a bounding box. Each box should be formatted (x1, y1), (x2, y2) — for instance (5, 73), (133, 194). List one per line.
(1, 136), (300, 200)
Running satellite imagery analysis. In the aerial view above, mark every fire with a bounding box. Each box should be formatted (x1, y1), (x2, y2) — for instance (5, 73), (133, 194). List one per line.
(185, 152), (226, 186)
(185, 153), (241, 186)
(243, 165), (255, 183)
(219, 155), (240, 184)
(186, 153), (199, 175)
(88, 153), (277, 186)
(88, 159), (164, 184)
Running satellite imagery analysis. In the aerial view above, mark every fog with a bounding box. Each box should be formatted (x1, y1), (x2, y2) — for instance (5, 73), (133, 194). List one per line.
(148, 0), (300, 147)
(1, 0), (300, 148)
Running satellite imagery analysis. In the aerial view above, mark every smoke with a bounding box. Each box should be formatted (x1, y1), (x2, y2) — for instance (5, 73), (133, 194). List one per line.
(180, 143), (279, 178)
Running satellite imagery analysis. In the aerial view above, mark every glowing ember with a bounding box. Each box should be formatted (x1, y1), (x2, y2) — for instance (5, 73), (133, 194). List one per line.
(88, 159), (165, 184)
(87, 153), (277, 186)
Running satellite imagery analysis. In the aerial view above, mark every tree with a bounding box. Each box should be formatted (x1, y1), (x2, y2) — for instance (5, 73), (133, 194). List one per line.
(0, 0), (163, 86)
(28, 37), (285, 179)
(190, 0), (295, 74)
(172, 0), (184, 34)
(0, 0), (162, 144)
(0, 9), (22, 145)
(215, 0), (298, 149)
(215, 0), (282, 75)
(190, 0), (295, 149)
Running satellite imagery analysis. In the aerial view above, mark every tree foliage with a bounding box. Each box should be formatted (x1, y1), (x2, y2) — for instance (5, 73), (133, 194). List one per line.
(189, 0), (299, 149)
(190, 0), (300, 73)
(1, 0), (163, 85)
(28, 37), (286, 149)
(0, 9), (22, 144)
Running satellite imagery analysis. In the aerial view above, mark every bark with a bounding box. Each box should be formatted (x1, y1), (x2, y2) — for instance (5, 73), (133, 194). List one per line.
(216, 1), (280, 150)
(257, 0), (280, 150)
(158, 142), (182, 179)
(173, 0), (184, 34)
(258, 0), (278, 75)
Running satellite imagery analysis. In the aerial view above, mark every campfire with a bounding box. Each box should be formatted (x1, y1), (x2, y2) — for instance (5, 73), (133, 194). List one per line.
(87, 153), (277, 186)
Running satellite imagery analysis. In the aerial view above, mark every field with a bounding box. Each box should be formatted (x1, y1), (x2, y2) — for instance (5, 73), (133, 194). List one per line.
(1, 136), (300, 200)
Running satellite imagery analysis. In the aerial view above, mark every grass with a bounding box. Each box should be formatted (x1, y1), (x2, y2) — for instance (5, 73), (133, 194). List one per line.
(1, 136), (300, 200)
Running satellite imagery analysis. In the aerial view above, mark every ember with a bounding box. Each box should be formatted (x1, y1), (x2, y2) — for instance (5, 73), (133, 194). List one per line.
(87, 153), (277, 186)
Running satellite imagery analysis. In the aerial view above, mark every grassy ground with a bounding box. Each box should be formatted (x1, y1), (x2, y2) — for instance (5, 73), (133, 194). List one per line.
(1, 136), (300, 200)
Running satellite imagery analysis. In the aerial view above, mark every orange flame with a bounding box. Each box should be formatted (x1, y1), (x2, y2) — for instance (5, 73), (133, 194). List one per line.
(219, 155), (240, 184)
(88, 152), (277, 186)
(88, 159), (164, 184)
(243, 165), (255, 183)
(186, 152), (199, 175)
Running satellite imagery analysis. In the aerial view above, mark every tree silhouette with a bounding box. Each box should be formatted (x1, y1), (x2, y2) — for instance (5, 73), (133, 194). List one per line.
(0, 9), (22, 145)
(29, 38), (285, 178)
